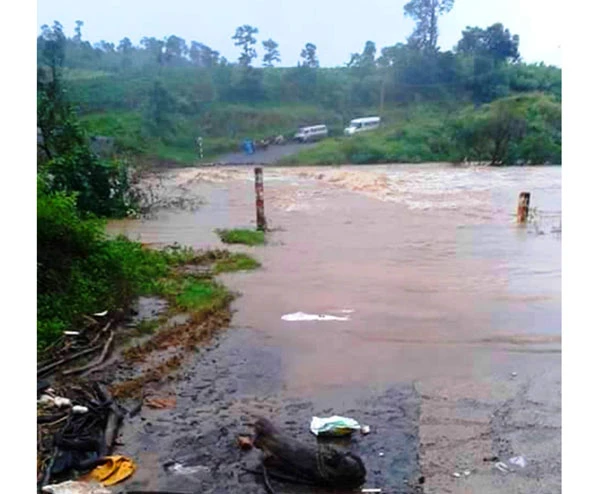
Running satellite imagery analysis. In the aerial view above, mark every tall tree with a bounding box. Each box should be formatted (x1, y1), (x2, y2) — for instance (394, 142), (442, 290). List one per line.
(232, 25), (258, 67)
(300, 42), (319, 68)
(117, 37), (133, 54)
(190, 41), (220, 67)
(348, 41), (377, 69)
(74, 20), (84, 43)
(164, 35), (188, 63)
(403, 0), (454, 51)
(37, 21), (68, 160)
(457, 23), (520, 63)
(97, 40), (115, 53)
(141, 37), (165, 64)
(262, 38), (281, 67)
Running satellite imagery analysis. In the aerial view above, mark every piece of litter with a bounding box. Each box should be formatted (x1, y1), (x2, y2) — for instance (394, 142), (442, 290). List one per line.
(167, 463), (210, 475)
(54, 397), (72, 408)
(72, 405), (89, 414)
(237, 435), (253, 450)
(452, 472), (461, 478)
(378, 452), (385, 457)
(38, 394), (55, 405)
(93, 310), (108, 317)
(361, 425), (371, 435)
(64, 331), (80, 336)
(145, 397), (177, 409)
(494, 462), (510, 473)
(80, 455), (136, 486)
(511, 372), (518, 378)
(42, 480), (110, 494)
(282, 312), (350, 322)
(508, 456), (527, 468)
(463, 470), (471, 476)
(361, 489), (382, 493)
(310, 416), (361, 436)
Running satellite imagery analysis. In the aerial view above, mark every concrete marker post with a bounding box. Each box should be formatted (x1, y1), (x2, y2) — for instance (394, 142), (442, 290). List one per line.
(255, 167), (267, 231)
(196, 136), (203, 160)
(517, 192), (531, 224)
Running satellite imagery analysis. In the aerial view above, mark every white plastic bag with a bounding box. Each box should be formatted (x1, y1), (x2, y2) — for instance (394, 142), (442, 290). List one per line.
(310, 415), (361, 436)
(42, 481), (110, 494)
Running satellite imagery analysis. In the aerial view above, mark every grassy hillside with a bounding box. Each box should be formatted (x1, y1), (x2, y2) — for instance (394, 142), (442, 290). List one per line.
(76, 95), (375, 164)
(280, 93), (561, 166)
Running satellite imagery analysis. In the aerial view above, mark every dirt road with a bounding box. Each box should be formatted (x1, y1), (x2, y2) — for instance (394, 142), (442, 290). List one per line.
(108, 164), (561, 493)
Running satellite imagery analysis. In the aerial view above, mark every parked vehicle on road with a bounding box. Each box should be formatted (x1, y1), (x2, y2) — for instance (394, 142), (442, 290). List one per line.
(293, 125), (329, 143)
(344, 116), (381, 136)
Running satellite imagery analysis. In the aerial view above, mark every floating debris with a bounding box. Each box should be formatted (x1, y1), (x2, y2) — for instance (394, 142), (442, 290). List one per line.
(165, 462), (210, 475)
(282, 312), (350, 322)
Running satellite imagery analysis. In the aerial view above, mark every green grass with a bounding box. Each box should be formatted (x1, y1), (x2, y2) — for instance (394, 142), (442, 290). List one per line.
(214, 253), (261, 273)
(216, 228), (265, 246)
(175, 278), (231, 312)
(80, 110), (145, 153)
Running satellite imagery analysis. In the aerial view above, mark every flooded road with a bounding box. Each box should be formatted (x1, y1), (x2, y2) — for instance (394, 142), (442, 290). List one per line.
(109, 164), (561, 493)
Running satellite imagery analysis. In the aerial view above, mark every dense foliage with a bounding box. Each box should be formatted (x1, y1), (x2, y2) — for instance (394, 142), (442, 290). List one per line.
(37, 189), (171, 349)
(38, 22), (135, 216)
(37, 9), (560, 164)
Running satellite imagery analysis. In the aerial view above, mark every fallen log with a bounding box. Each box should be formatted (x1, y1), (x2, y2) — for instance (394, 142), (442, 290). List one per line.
(252, 417), (366, 489)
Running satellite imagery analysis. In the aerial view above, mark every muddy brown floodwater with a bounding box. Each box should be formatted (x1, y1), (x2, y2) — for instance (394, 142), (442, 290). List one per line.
(108, 164), (561, 494)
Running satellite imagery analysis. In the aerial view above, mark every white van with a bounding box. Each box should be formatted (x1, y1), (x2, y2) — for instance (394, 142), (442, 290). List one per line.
(344, 116), (381, 136)
(293, 125), (329, 143)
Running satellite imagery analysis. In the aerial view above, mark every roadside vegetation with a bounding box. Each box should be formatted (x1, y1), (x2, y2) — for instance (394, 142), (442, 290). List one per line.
(36, 26), (259, 351)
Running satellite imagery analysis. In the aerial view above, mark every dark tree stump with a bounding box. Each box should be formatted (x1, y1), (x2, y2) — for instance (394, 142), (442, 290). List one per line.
(253, 417), (366, 489)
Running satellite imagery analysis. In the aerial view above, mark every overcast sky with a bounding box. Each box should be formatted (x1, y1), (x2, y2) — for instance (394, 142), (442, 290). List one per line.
(37, 0), (561, 67)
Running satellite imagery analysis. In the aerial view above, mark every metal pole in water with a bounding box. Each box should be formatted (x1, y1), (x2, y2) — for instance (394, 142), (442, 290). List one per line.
(255, 167), (267, 231)
(517, 192), (531, 223)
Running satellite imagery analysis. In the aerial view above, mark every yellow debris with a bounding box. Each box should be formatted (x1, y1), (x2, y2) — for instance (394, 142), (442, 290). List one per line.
(80, 456), (136, 486)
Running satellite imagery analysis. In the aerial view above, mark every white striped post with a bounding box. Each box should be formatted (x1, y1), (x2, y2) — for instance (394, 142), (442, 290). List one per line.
(197, 136), (203, 160)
